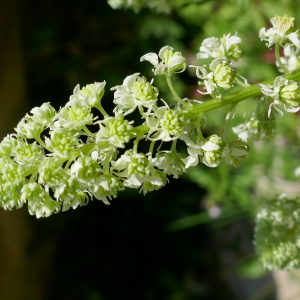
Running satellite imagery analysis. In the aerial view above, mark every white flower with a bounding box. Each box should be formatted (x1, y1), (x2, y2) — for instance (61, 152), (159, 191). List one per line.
(197, 33), (242, 62)
(67, 81), (106, 109)
(182, 135), (204, 168)
(141, 46), (187, 76)
(278, 45), (300, 73)
(201, 135), (224, 168)
(146, 106), (185, 141)
(96, 114), (135, 148)
(111, 73), (158, 114)
(153, 150), (186, 178)
(259, 15), (299, 48)
(15, 114), (45, 139)
(232, 112), (276, 142)
(54, 104), (95, 130)
(112, 150), (164, 189)
(30, 103), (56, 127)
(192, 58), (236, 95)
(259, 76), (300, 117)
(91, 174), (124, 204)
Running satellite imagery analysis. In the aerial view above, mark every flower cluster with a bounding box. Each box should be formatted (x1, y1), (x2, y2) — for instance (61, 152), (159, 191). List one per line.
(0, 40), (254, 219)
(254, 194), (300, 270)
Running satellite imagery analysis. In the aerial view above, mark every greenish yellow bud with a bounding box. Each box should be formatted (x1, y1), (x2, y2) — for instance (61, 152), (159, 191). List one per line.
(109, 115), (133, 145)
(127, 152), (150, 177)
(161, 110), (184, 139)
(279, 80), (300, 107)
(213, 63), (236, 90)
(133, 77), (158, 102)
(68, 105), (93, 124)
(201, 135), (224, 167)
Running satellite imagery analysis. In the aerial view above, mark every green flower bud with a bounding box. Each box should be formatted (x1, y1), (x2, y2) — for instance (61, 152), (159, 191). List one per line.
(213, 62), (236, 90)
(161, 110), (184, 139)
(38, 158), (65, 188)
(108, 114), (133, 145)
(71, 156), (102, 186)
(3, 161), (23, 184)
(15, 115), (44, 139)
(220, 34), (242, 62)
(279, 80), (300, 107)
(15, 141), (44, 165)
(201, 135), (224, 167)
(31, 103), (56, 127)
(127, 152), (151, 177)
(132, 77), (158, 102)
(0, 182), (22, 210)
(46, 129), (79, 158)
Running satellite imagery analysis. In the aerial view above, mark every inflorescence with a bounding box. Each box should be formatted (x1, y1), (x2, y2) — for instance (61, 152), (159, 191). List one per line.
(1, 14), (300, 270)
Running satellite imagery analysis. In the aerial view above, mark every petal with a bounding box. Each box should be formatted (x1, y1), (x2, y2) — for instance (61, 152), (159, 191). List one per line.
(158, 46), (173, 60)
(201, 141), (220, 151)
(284, 104), (300, 113)
(123, 73), (140, 90)
(140, 53), (159, 65)
(154, 64), (168, 75)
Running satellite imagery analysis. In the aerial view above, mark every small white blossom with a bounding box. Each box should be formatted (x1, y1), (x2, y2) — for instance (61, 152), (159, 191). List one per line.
(146, 106), (185, 141)
(278, 45), (300, 73)
(96, 114), (135, 148)
(54, 104), (95, 130)
(153, 150), (186, 178)
(201, 135), (224, 168)
(141, 46), (187, 76)
(197, 33), (242, 62)
(112, 150), (164, 189)
(259, 15), (300, 48)
(259, 76), (300, 116)
(67, 81), (106, 109)
(111, 73), (158, 114)
(232, 112), (276, 142)
(192, 58), (236, 95)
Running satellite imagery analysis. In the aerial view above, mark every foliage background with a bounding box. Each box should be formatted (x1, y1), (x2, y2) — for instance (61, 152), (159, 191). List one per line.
(1, 0), (300, 299)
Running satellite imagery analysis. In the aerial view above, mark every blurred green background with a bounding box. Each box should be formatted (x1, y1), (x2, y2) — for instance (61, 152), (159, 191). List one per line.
(1, 0), (300, 299)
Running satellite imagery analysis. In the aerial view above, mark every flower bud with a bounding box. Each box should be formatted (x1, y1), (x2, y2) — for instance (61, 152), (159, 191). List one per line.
(213, 62), (236, 90)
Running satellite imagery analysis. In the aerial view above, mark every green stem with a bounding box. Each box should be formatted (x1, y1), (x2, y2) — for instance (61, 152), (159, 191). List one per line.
(148, 140), (156, 158)
(184, 69), (300, 120)
(35, 136), (52, 152)
(275, 43), (289, 74)
(196, 113), (205, 141)
(166, 75), (188, 106)
(83, 126), (96, 138)
(64, 159), (73, 170)
(95, 102), (109, 118)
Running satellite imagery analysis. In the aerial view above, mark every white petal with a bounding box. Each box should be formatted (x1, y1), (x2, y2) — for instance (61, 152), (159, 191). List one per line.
(158, 46), (173, 61)
(140, 53), (158, 65)
(201, 141), (220, 151)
